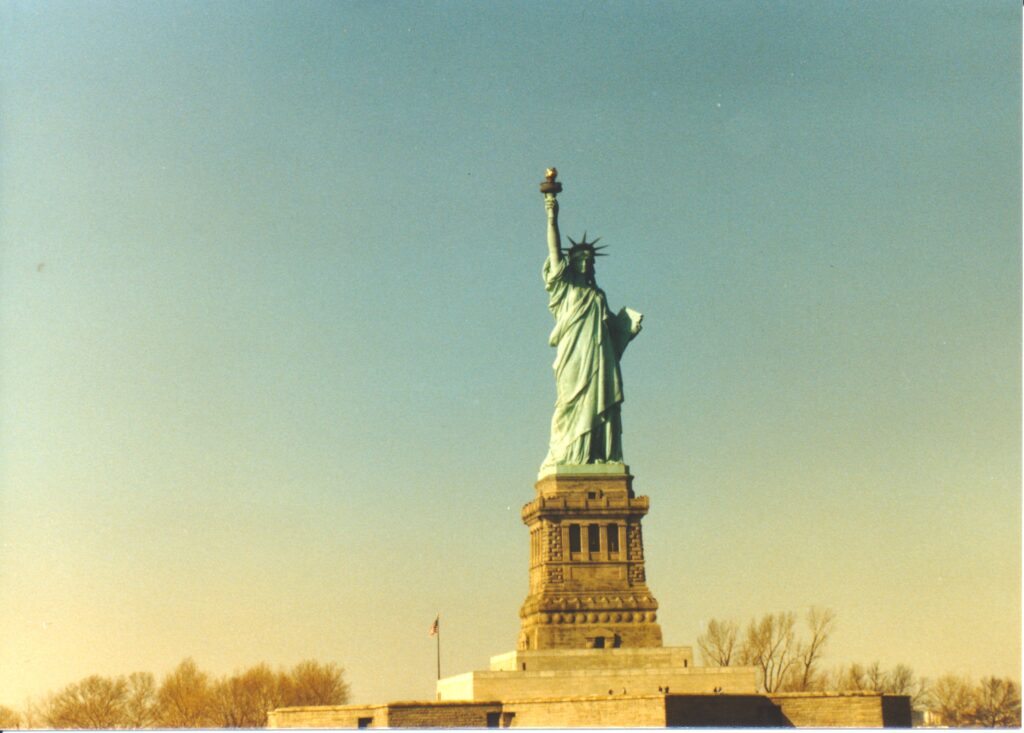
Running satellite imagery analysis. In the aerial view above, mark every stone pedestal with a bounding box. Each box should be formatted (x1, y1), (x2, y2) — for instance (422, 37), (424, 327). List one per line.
(517, 465), (663, 650)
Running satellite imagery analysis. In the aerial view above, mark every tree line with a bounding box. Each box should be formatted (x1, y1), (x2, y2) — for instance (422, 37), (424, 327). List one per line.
(0, 658), (348, 729)
(2, 618), (1018, 729)
(697, 608), (1021, 727)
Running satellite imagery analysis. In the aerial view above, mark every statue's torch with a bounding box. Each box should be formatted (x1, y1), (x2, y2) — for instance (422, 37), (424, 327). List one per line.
(539, 167), (562, 195)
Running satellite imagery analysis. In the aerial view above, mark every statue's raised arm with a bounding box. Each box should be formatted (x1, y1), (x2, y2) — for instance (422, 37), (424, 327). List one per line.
(537, 169), (643, 477)
(545, 194), (562, 266)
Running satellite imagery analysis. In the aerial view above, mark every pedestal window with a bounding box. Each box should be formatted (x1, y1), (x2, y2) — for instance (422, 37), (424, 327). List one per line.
(606, 523), (620, 554)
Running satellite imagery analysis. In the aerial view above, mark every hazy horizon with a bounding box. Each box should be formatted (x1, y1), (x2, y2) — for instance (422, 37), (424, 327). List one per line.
(1, 0), (1019, 709)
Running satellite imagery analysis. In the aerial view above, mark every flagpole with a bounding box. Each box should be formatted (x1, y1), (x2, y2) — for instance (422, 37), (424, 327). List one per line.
(436, 613), (441, 681)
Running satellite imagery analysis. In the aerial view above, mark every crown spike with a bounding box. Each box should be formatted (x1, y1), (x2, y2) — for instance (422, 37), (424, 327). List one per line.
(564, 231), (610, 260)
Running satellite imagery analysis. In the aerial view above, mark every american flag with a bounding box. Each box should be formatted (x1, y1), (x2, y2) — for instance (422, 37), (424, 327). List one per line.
(428, 615), (439, 637)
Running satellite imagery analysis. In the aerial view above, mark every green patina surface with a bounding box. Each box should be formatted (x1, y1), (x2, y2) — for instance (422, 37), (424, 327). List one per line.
(540, 191), (643, 474)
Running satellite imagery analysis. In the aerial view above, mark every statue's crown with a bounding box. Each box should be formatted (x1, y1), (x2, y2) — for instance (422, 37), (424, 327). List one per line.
(566, 232), (608, 259)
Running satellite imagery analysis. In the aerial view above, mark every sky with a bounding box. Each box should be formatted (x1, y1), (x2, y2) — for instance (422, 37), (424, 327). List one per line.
(0, 0), (1020, 710)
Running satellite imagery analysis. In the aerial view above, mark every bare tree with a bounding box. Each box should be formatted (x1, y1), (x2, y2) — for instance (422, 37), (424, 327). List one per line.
(282, 660), (350, 707)
(123, 672), (158, 728)
(971, 677), (1021, 728)
(885, 663), (914, 695)
(157, 658), (213, 728)
(863, 660), (887, 692)
(912, 676), (933, 712)
(885, 664), (933, 711)
(20, 697), (45, 728)
(43, 675), (128, 728)
(789, 607), (836, 691)
(5, 658), (349, 729)
(0, 705), (22, 729)
(697, 619), (739, 667)
(829, 662), (868, 691)
(829, 661), (929, 709)
(931, 674), (976, 727)
(739, 612), (797, 693)
(210, 663), (285, 728)
(697, 608), (838, 693)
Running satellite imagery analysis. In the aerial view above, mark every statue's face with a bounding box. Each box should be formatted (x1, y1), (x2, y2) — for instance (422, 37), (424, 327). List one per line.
(571, 253), (594, 277)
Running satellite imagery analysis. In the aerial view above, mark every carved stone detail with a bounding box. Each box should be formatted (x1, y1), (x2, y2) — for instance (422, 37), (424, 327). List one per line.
(546, 520), (562, 561)
(518, 471), (663, 650)
(628, 523), (643, 561)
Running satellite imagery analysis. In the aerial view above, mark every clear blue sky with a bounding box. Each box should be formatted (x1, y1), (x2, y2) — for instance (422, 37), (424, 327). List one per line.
(1, 0), (1019, 707)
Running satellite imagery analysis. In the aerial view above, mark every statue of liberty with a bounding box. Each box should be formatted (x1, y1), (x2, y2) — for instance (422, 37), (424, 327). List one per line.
(540, 170), (643, 473)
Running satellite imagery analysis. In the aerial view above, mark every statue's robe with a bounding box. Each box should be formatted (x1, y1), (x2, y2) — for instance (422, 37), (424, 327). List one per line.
(541, 255), (637, 470)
